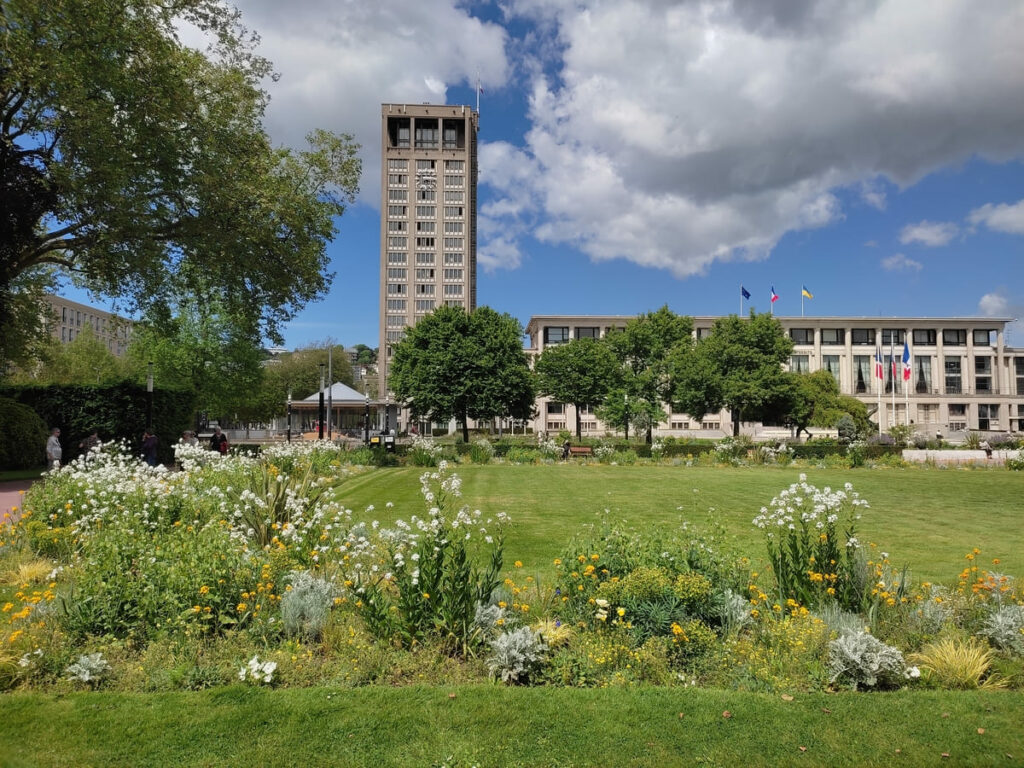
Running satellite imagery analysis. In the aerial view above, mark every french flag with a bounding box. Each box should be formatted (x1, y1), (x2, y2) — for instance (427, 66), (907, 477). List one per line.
(902, 342), (912, 382)
(770, 286), (779, 303)
(874, 346), (884, 380)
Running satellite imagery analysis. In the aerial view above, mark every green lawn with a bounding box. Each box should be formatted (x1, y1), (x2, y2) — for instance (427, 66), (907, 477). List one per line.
(334, 464), (1024, 583)
(1, 687), (1022, 767)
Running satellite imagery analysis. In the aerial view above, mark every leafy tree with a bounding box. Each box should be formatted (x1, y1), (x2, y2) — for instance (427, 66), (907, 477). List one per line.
(605, 306), (693, 442)
(535, 338), (621, 440)
(8, 325), (126, 385)
(390, 306), (533, 443)
(669, 312), (793, 436)
(352, 344), (378, 366)
(0, 0), (361, 364)
(256, 341), (355, 423)
(787, 369), (872, 438)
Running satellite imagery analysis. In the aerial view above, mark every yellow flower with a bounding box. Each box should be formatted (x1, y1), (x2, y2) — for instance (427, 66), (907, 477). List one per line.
(617, 607), (625, 617)
(237, 602), (247, 611)
(514, 561), (523, 568)
(553, 558), (562, 566)
(590, 554), (599, 561)
(422, 592), (430, 599)
(498, 601), (507, 609)
(199, 585), (210, 595)
(1, 603), (11, 613)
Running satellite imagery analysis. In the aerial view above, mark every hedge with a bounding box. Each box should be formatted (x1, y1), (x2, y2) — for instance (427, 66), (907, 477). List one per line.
(0, 383), (195, 466)
(0, 398), (49, 470)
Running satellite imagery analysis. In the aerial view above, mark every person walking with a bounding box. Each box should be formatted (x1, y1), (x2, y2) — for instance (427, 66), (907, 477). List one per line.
(142, 430), (159, 466)
(46, 427), (62, 468)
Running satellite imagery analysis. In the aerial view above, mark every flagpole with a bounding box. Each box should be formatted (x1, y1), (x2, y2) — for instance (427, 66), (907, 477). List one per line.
(801, 289), (804, 318)
(889, 343), (896, 435)
(904, 343), (910, 427)
(739, 285), (742, 315)
(875, 345), (882, 436)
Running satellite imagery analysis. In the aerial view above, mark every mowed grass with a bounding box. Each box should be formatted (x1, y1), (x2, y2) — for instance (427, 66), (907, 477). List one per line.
(335, 464), (1024, 582)
(2, 687), (1023, 767)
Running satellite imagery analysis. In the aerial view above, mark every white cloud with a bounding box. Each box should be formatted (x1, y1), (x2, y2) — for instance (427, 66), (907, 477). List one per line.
(899, 220), (959, 247)
(978, 291), (1023, 344)
(968, 198), (1024, 235)
(230, 0), (509, 205)
(881, 253), (922, 272)
(978, 292), (1009, 316)
(485, 0), (1024, 275)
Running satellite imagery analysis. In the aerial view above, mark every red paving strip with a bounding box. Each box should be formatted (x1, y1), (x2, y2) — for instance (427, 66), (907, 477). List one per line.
(0, 480), (35, 526)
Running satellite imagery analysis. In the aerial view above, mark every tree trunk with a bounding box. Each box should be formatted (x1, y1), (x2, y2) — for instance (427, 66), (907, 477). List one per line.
(646, 425), (653, 444)
(575, 406), (582, 440)
(462, 412), (470, 444)
(732, 408), (741, 437)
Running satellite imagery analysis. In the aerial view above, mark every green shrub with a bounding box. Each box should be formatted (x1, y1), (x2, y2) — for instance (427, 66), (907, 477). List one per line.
(673, 572), (714, 614)
(0, 397), (47, 470)
(668, 619), (717, 666)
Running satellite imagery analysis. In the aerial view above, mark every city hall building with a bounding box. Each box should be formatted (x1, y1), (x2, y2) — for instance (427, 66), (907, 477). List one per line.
(524, 314), (1023, 438)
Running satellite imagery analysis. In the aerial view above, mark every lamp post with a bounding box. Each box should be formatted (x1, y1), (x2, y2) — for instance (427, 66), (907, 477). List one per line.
(318, 363), (325, 440)
(286, 388), (292, 443)
(146, 361), (154, 431)
(363, 394), (370, 446)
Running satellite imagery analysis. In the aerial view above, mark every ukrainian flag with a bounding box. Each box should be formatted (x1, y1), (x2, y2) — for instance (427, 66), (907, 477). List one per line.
(801, 286), (814, 299)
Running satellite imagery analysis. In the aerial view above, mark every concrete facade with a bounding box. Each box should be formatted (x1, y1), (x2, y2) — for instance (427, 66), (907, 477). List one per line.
(42, 295), (133, 357)
(525, 314), (1024, 438)
(379, 103), (479, 395)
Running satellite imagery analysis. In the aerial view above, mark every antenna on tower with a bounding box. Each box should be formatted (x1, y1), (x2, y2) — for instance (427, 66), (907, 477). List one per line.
(475, 70), (482, 113)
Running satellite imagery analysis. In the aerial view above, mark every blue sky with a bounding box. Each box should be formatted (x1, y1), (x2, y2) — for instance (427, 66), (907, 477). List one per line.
(66, 0), (1024, 346)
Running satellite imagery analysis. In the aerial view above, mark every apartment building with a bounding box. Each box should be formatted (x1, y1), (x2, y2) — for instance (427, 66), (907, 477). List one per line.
(525, 315), (1024, 437)
(42, 295), (133, 357)
(379, 103), (479, 394)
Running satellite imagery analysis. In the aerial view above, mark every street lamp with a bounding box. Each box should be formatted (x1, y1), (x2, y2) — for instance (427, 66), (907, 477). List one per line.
(146, 361), (154, 431)
(318, 363), (326, 440)
(363, 394), (370, 446)
(286, 388), (292, 443)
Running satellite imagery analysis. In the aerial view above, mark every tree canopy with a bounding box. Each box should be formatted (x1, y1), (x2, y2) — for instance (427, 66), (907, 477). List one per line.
(786, 369), (872, 438)
(0, 0), (361, 361)
(534, 338), (621, 440)
(605, 305), (693, 442)
(669, 312), (793, 435)
(389, 306), (534, 442)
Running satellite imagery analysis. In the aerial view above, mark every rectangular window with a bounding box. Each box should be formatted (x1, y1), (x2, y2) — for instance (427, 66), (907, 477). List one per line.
(445, 299), (464, 308)
(443, 253), (464, 265)
(61, 307), (67, 322)
(914, 356), (933, 393)
(386, 315), (405, 328)
(443, 284), (463, 296)
(387, 205), (407, 217)
(416, 159), (436, 170)
(387, 220), (407, 232)
(415, 237), (435, 248)
(973, 329), (994, 346)
(546, 421), (566, 432)
(944, 356), (962, 394)
(388, 159), (408, 170)
(388, 189), (407, 202)
(387, 267), (407, 280)
(443, 123), (458, 149)
(444, 191), (464, 203)
(789, 328), (814, 345)
(975, 356), (992, 393)
(546, 402), (564, 415)
(386, 299), (406, 311)
(820, 328), (845, 345)
(416, 221), (435, 233)
(416, 190), (436, 201)
(415, 123), (438, 149)
(444, 206), (464, 218)
(575, 327), (600, 339)
(444, 222), (463, 234)
(388, 174), (408, 186)
(978, 403), (999, 431)
(943, 329), (967, 346)
(61, 327), (66, 341)
(415, 252), (435, 265)
(388, 236), (407, 248)
(444, 160), (464, 172)
(670, 420), (689, 430)
(851, 328), (875, 345)
(416, 284), (435, 295)
(913, 329), (936, 345)
(415, 299), (435, 312)
(386, 330), (405, 342)
(1016, 357), (1024, 395)
(917, 404), (939, 424)
(415, 268), (435, 280)
(822, 355), (841, 384)
(853, 355), (872, 394)
(701, 422), (720, 430)
(415, 205), (435, 218)
(444, 237), (464, 249)
(789, 354), (810, 373)
(387, 283), (407, 295)
(387, 252), (407, 264)
(444, 175), (463, 187)
(881, 328), (905, 345)
(443, 268), (463, 281)
(544, 326), (570, 344)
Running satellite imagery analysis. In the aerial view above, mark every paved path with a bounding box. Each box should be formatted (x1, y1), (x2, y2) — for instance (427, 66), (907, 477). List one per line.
(0, 480), (35, 526)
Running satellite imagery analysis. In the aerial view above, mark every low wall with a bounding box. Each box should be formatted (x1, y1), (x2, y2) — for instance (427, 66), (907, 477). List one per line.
(902, 449), (1021, 465)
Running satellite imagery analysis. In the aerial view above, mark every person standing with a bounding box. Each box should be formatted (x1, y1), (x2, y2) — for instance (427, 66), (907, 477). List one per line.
(46, 427), (62, 468)
(209, 426), (228, 454)
(142, 430), (159, 466)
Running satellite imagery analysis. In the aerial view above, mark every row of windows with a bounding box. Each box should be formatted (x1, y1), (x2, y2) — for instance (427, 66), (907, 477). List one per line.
(543, 326), (601, 344)
(788, 328), (996, 346)
(387, 174), (464, 188)
(387, 252), (466, 266)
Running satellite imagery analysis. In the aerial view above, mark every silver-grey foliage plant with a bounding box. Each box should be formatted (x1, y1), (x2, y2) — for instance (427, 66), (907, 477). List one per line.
(828, 630), (906, 689)
(980, 605), (1024, 656)
(66, 652), (110, 685)
(486, 627), (548, 684)
(281, 570), (334, 640)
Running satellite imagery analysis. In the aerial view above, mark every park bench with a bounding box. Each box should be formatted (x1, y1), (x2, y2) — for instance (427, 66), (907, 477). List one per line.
(568, 445), (593, 457)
